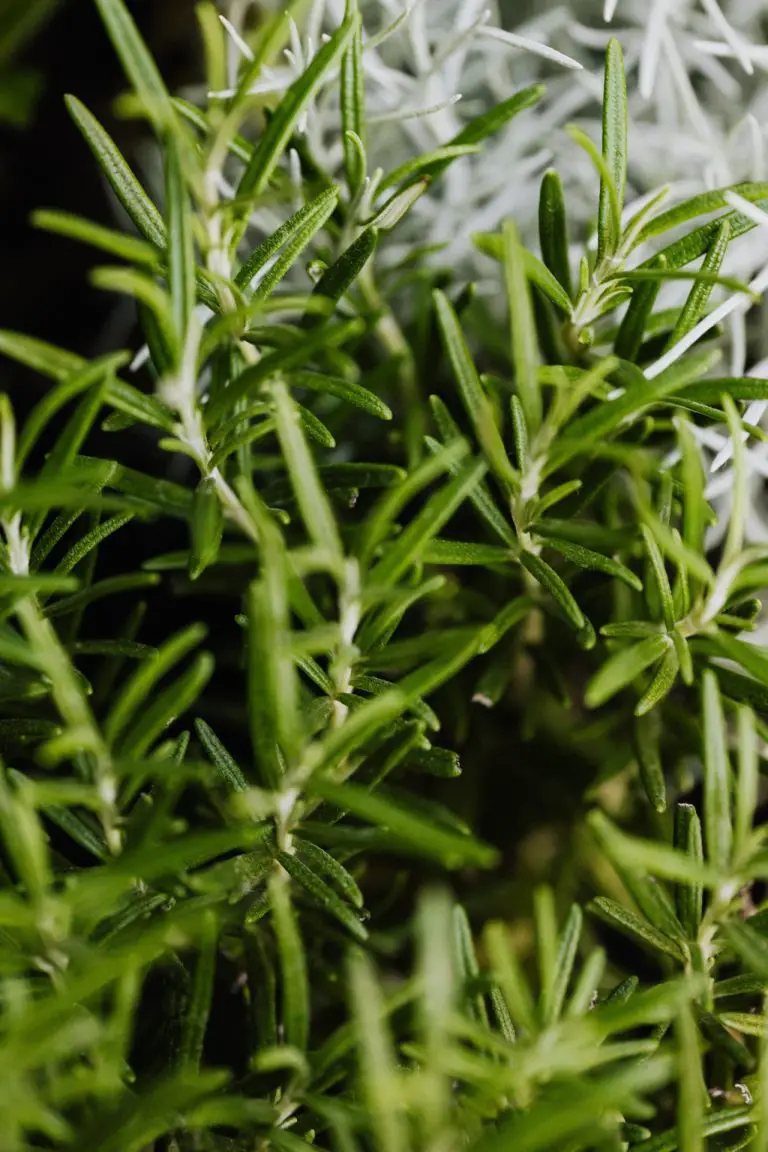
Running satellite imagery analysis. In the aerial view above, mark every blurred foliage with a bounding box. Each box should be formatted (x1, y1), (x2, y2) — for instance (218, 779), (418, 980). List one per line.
(0, 0), (62, 128)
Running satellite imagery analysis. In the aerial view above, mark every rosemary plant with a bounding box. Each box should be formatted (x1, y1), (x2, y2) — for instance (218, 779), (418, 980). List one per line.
(3, 1), (768, 1148)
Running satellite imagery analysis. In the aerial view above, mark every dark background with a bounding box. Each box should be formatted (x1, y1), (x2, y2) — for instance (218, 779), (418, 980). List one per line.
(0, 0), (197, 370)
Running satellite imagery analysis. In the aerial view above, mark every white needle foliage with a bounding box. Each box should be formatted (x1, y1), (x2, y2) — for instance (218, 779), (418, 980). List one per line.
(236, 0), (768, 545)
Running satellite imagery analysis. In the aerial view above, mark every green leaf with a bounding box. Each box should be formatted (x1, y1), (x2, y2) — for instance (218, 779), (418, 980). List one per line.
(615, 266), (752, 297)
(538, 168), (572, 299)
(308, 777), (498, 869)
(567, 947), (606, 1018)
(293, 836), (363, 909)
(119, 652), (213, 758)
(635, 644), (679, 716)
(269, 873), (309, 1051)
(541, 536), (641, 591)
(381, 145), (480, 193)
(422, 539), (512, 567)
(76, 1072), (230, 1152)
(707, 632), (768, 687)
(755, 1003), (768, 1152)
(735, 705), (758, 858)
(667, 218), (731, 350)
(108, 463), (193, 519)
(65, 96), (165, 248)
(695, 1004), (754, 1068)
(370, 459), (486, 587)
(615, 256), (665, 362)
(95, 0), (173, 129)
(533, 479), (582, 517)
(473, 233), (573, 316)
(165, 135), (195, 343)
(641, 524), (675, 630)
(702, 670), (733, 871)
(206, 318), (363, 420)
(277, 849), (367, 943)
(599, 40), (628, 261)
(724, 920), (768, 981)
(427, 406), (516, 546)
(677, 1002), (705, 1152)
(520, 550), (586, 633)
(54, 512), (133, 576)
(588, 897), (683, 960)
(567, 124), (621, 263)
(32, 208), (159, 266)
(484, 920), (536, 1034)
(635, 181), (768, 246)
(189, 477), (223, 580)
(348, 948), (407, 1152)
(714, 974), (766, 998)
(194, 718), (248, 792)
(356, 576), (446, 653)
(292, 370), (392, 421)
(722, 394), (747, 570)
(0, 771), (51, 904)
(45, 572), (160, 619)
(509, 393), (529, 471)
(533, 885), (558, 1017)
(352, 672), (439, 731)
(601, 621), (665, 639)
(0, 571), (76, 598)
(434, 84), (543, 173)
(637, 503), (714, 588)
(236, 13), (355, 209)
(236, 188), (340, 296)
(44, 803), (107, 860)
(178, 910), (217, 1071)
(546, 351), (718, 473)
(433, 289), (518, 490)
(267, 463), (403, 501)
(17, 352), (133, 468)
(340, 1), (365, 194)
(474, 1057), (675, 1152)
(105, 622), (207, 745)
(588, 810), (719, 887)
(677, 417), (706, 564)
(541, 904), (582, 1026)
(585, 633), (672, 709)
(308, 226), (378, 316)
(247, 571), (295, 790)
(271, 378), (342, 559)
(634, 712), (666, 813)
(502, 219), (542, 432)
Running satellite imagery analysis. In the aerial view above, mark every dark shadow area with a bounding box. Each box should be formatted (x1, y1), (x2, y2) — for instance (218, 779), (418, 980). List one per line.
(0, 0), (198, 376)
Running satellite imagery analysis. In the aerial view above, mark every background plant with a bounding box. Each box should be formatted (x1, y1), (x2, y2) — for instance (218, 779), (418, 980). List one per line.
(2, 1), (768, 1149)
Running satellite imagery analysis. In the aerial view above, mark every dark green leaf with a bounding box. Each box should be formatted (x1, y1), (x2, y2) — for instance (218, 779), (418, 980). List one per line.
(585, 633), (672, 709)
(237, 13), (355, 209)
(589, 897), (683, 959)
(278, 850), (367, 942)
(538, 168), (572, 299)
(520, 550), (586, 633)
(235, 188), (340, 293)
(702, 670), (733, 871)
(269, 874), (309, 1051)
(65, 96), (165, 248)
(308, 777), (497, 869)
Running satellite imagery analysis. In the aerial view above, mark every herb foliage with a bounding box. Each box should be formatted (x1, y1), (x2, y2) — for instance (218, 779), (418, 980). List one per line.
(1, 3), (768, 1149)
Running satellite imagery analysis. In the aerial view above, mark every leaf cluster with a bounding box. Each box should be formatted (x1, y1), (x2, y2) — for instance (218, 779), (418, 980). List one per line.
(0, 4), (768, 1150)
